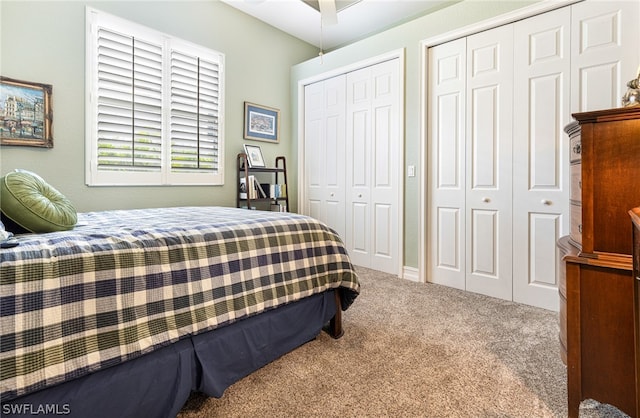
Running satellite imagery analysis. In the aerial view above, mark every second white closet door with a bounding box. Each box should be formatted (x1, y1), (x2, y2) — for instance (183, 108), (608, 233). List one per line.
(345, 59), (400, 274)
(512, 6), (571, 311)
(427, 37), (467, 291)
(464, 24), (514, 301)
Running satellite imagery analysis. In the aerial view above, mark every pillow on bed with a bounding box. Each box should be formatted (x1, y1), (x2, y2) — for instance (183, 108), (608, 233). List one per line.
(0, 170), (77, 233)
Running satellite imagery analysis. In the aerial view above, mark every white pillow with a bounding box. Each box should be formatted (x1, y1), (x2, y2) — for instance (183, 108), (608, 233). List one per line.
(0, 219), (11, 241)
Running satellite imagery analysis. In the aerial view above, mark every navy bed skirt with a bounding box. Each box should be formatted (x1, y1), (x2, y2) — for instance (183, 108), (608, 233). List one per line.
(1, 291), (337, 418)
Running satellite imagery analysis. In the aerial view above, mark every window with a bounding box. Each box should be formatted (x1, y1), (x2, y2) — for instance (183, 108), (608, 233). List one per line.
(85, 8), (224, 186)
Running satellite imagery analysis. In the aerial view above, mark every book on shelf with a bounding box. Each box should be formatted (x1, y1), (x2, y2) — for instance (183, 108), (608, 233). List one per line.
(269, 184), (287, 199)
(239, 177), (247, 199)
(240, 175), (262, 199)
(254, 178), (267, 198)
(248, 175), (257, 199)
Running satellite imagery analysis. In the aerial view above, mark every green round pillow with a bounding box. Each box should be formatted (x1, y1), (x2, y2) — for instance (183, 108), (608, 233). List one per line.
(0, 171), (77, 233)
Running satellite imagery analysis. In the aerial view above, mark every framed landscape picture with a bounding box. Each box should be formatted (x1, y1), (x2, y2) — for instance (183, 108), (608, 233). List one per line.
(0, 77), (53, 148)
(244, 102), (279, 143)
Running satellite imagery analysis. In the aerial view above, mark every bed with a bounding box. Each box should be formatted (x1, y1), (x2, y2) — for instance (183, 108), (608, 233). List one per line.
(0, 206), (360, 418)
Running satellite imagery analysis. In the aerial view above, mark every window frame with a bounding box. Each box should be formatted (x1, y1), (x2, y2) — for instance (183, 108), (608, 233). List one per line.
(85, 7), (225, 186)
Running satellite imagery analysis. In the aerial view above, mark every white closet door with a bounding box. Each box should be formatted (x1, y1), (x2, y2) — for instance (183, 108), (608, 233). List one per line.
(465, 24), (514, 301)
(513, 6), (571, 311)
(304, 75), (347, 239)
(427, 38), (467, 290)
(571, 0), (640, 112)
(424, 0), (639, 309)
(346, 59), (400, 274)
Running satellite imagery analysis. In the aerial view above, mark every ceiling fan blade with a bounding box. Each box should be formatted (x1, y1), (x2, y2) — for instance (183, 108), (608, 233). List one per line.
(318, 0), (338, 25)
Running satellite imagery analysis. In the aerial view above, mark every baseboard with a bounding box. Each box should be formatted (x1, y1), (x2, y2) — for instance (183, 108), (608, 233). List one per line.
(402, 266), (420, 282)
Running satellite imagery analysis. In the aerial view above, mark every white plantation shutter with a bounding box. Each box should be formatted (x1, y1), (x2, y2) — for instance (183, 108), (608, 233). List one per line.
(86, 8), (224, 186)
(96, 29), (163, 171)
(170, 50), (220, 173)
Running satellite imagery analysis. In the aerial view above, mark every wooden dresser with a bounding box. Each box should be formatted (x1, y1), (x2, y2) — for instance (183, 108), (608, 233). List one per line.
(558, 106), (640, 418)
(631, 207), (640, 418)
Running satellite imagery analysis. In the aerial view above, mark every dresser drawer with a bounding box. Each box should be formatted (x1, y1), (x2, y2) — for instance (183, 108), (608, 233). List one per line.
(570, 163), (581, 203)
(570, 134), (581, 163)
(570, 203), (582, 248)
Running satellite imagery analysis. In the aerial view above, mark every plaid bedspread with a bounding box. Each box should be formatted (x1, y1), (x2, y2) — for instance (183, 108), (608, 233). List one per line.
(0, 206), (359, 402)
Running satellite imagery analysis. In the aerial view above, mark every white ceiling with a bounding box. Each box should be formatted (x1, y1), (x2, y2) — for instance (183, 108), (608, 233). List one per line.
(220, 0), (457, 50)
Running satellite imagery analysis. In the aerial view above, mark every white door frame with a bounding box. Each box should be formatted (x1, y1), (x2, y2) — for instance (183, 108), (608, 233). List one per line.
(297, 48), (405, 277)
(419, 0), (581, 283)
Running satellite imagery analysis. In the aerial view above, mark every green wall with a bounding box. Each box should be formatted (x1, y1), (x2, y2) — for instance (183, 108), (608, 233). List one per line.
(290, 0), (539, 269)
(0, 1), (317, 211)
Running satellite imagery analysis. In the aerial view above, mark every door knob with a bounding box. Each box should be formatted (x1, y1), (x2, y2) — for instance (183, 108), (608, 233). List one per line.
(358, 194), (363, 198)
(541, 199), (551, 205)
(482, 197), (490, 203)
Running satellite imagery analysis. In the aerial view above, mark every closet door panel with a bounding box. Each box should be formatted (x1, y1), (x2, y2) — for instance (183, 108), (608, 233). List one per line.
(370, 62), (399, 272)
(470, 209), (498, 277)
(346, 59), (400, 273)
(528, 213), (561, 286)
(305, 83), (324, 193)
(571, 1), (640, 112)
(436, 207), (462, 272)
(351, 110), (369, 187)
(303, 75), (347, 239)
(465, 24), (513, 301)
(438, 94), (462, 188)
(351, 201), (369, 256)
(323, 77), (347, 239)
(374, 203), (393, 260)
(346, 67), (372, 268)
(374, 106), (392, 187)
(470, 85), (499, 189)
(428, 38), (467, 290)
(513, 6), (570, 311)
(372, 104), (393, 266)
(305, 83), (327, 223)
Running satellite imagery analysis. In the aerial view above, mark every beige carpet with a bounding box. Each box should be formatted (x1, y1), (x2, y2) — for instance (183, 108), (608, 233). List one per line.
(177, 267), (629, 417)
